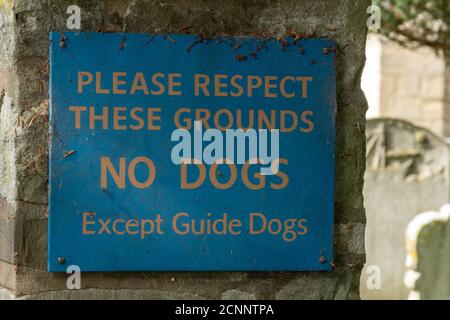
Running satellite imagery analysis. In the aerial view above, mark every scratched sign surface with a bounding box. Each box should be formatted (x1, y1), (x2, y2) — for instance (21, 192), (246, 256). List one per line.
(48, 32), (336, 271)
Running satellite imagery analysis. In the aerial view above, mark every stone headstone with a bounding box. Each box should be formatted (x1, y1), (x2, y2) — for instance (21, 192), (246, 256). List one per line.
(360, 118), (450, 299)
(404, 204), (450, 300)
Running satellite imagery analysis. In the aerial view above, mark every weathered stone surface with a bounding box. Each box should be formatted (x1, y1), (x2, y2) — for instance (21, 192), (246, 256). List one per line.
(0, 287), (15, 300)
(0, 260), (17, 292)
(337, 223), (365, 255)
(6, 288), (207, 300)
(0, 218), (15, 263)
(1, 0), (369, 299)
(221, 289), (256, 300)
(404, 204), (450, 300)
(0, 1), (15, 61)
(361, 118), (450, 300)
(18, 218), (47, 268)
(275, 264), (361, 300)
(0, 93), (18, 202)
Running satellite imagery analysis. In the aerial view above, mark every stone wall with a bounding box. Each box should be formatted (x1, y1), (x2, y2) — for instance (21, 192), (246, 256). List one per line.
(0, 0), (369, 299)
(362, 35), (449, 137)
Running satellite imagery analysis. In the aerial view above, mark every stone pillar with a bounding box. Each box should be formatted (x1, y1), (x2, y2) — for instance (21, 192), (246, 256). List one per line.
(0, 0), (369, 299)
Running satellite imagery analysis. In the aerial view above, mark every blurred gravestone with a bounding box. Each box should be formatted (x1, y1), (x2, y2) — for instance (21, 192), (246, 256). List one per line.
(361, 118), (450, 300)
(404, 204), (450, 300)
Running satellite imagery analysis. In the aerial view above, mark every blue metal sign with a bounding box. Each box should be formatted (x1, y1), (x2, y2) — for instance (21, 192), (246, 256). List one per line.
(49, 31), (336, 271)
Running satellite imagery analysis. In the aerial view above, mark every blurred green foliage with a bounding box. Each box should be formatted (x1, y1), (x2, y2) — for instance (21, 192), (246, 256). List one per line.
(375, 0), (450, 57)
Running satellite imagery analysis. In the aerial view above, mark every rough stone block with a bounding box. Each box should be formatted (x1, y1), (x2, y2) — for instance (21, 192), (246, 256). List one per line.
(0, 218), (15, 263)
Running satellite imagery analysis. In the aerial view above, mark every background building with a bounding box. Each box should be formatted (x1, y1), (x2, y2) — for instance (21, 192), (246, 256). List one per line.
(362, 35), (449, 137)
